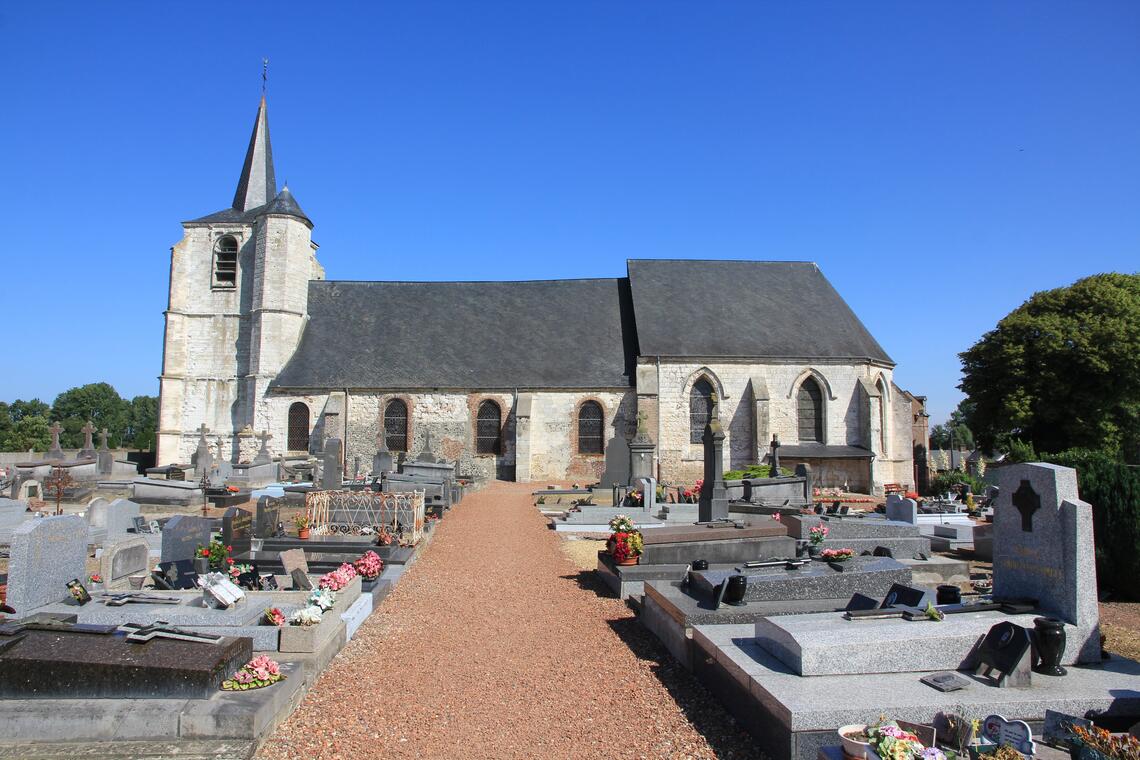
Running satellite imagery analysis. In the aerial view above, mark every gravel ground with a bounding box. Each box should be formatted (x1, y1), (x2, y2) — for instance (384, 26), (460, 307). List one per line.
(257, 481), (761, 760)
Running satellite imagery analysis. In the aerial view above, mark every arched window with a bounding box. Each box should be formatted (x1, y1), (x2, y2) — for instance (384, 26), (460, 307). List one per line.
(797, 377), (824, 443)
(577, 401), (604, 454)
(475, 400), (502, 455)
(384, 399), (408, 452)
(689, 377), (714, 443)
(876, 378), (888, 453)
(287, 402), (310, 452)
(213, 236), (238, 288)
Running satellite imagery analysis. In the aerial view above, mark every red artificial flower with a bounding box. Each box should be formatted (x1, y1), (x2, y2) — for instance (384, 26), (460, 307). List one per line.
(200, 548), (210, 557)
(226, 545), (233, 552)
(227, 557), (235, 564)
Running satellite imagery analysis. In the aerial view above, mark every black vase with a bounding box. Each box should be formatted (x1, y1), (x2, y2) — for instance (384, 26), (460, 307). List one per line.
(1033, 617), (1068, 676)
(724, 575), (748, 606)
(691, 559), (709, 571)
(194, 557), (210, 575)
(936, 584), (962, 605)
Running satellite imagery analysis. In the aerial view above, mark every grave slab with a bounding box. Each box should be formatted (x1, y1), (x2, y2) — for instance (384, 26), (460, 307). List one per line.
(693, 556), (911, 603)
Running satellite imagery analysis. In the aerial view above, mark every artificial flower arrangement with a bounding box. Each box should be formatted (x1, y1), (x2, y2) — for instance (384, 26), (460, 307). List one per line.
(263, 607), (285, 627)
(88, 573), (103, 585)
(626, 489), (643, 508)
(609, 515), (636, 533)
(308, 588), (337, 612)
(292, 514), (310, 531)
(222, 655), (284, 691)
(610, 531), (644, 563)
(229, 562), (253, 581)
(808, 524), (829, 546)
(376, 526), (394, 546)
(681, 479), (704, 504)
(196, 537), (233, 569)
(868, 722), (946, 760)
(290, 606), (323, 627)
(820, 547), (854, 562)
(1069, 724), (1140, 760)
(318, 563), (357, 591)
(353, 551), (383, 580)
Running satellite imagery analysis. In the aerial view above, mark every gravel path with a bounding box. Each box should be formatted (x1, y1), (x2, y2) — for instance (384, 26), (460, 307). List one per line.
(257, 481), (761, 760)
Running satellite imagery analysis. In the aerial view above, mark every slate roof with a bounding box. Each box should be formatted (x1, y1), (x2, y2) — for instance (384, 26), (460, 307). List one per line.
(626, 260), (893, 363)
(271, 278), (638, 390)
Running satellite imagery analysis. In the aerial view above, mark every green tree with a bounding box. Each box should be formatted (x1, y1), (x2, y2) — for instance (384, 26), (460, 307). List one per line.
(125, 395), (158, 450)
(7, 414), (51, 451)
(9, 398), (50, 421)
(959, 273), (1140, 463)
(50, 383), (129, 448)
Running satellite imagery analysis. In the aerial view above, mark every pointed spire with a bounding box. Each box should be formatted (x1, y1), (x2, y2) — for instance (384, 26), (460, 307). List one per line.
(232, 95), (276, 212)
(264, 184), (312, 226)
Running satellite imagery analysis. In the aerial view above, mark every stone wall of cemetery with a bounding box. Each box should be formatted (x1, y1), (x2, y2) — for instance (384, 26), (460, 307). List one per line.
(648, 359), (912, 491)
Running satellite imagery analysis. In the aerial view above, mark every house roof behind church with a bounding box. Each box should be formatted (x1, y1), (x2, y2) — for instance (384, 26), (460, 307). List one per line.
(626, 260), (893, 363)
(271, 278), (639, 391)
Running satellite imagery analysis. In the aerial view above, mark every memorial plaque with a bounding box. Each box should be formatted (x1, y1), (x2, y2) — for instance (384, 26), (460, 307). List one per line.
(290, 568), (313, 591)
(845, 593), (880, 612)
(102, 538), (150, 591)
(279, 548), (308, 576)
(974, 622), (1032, 688)
(880, 583), (932, 610)
(66, 580), (91, 606)
(222, 507), (253, 556)
(981, 714), (1036, 755)
(154, 560), (199, 590)
(254, 497), (280, 539)
(1043, 710), (1092, 749)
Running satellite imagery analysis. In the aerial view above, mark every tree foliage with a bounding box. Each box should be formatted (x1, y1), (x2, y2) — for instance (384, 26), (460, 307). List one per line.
(0, 385), (157, 452)
(51, 383), (130, 448)
(959, 273), (1140, 463)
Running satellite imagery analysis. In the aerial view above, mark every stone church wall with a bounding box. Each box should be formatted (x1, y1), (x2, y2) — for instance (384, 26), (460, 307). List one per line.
(522, 390), (635, 483)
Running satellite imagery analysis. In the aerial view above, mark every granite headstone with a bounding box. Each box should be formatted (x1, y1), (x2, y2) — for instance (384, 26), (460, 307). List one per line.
(160, 515), (212, 563)
(322, 438), (343, 490)
(221, 507), (253, 556)
(6, 515), (88, 613)
(254, 496), (280, 539)
(101, 537), (151, 591)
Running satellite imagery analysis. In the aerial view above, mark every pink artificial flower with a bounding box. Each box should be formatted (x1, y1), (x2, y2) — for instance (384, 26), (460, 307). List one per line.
(772, 512), (782, 522)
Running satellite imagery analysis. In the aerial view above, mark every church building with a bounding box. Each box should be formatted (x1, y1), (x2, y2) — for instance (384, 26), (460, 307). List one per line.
(157, 96), (920, 492)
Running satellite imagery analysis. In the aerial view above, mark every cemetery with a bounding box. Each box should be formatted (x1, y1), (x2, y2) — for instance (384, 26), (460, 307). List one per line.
(0, 435), (473, 753)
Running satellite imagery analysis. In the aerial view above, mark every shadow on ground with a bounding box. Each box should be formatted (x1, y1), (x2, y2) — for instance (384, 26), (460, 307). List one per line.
(605, 615), (765, 759)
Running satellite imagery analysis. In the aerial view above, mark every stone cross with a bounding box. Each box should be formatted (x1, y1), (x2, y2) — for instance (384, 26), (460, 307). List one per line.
(253, 429), (272, 465)
(81, 421), (95, 450)
(631, 410), (653, 445)
(46, 421), (65, 460)
(769, 434), (781, 472)
(197, 423), (209, 439)
(699, 392), (729, 522)
(1011, 479), (1040, 532)
(97, 428), (110, 451)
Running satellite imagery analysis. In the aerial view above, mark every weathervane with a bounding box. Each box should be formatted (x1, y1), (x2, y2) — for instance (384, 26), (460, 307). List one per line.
(262, 57), (269, 94)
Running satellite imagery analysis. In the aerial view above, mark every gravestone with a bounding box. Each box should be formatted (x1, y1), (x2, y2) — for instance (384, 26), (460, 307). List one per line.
(768, 434), (781, 472)
(992, 463), (1099, 662)
(635, 477), (657, 515)
(105, 499), (141, 537)
(279, 548), (308, 576)
(77, 421), (97, 460)
(85, 497), (111, 528)
(973, 621), (1033, 688)
(160, 515), (212, 563)
(290, 568), (313, 591)
(153, 559), (199, 590)
(96, 428), (113, 475)
(794, 462), (813, 496)
(253, 430), (272, 465)
(416, 429), (437, 463)
(193, 424), (213, 477)
(373, 434), (394, 475)
(885, 493), (918, 524)
(100, 537), (151, 591)
(221, 506), (253, 556)
(254, 496), (280, 539)
(6, 515), (88, 613)
(46, 422), (64, 461)
(628, 412), (655, 485)
(698, 393), (729, 522)
(322, 438), (343, 490)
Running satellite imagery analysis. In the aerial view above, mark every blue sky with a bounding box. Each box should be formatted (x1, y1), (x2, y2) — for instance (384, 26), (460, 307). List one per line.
(1, 2), (1137, 423)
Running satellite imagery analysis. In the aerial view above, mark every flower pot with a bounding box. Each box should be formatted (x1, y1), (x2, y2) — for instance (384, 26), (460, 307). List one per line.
(298, 528), (310, 540)
(937, 584), (962, 605)
(838, 725), (873, 759)
(616, 556), (639, 566)
(194, 557), (209, 575)
(691, 559), (709, 571)
(807, 544), (822, 558)
(1033, 616), (1068, 676)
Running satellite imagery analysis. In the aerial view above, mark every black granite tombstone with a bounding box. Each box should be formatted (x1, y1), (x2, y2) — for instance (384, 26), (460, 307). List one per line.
(254, 497), (280, 539)
(154, 560), (199, 590)
(222, 507), (253, 556)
